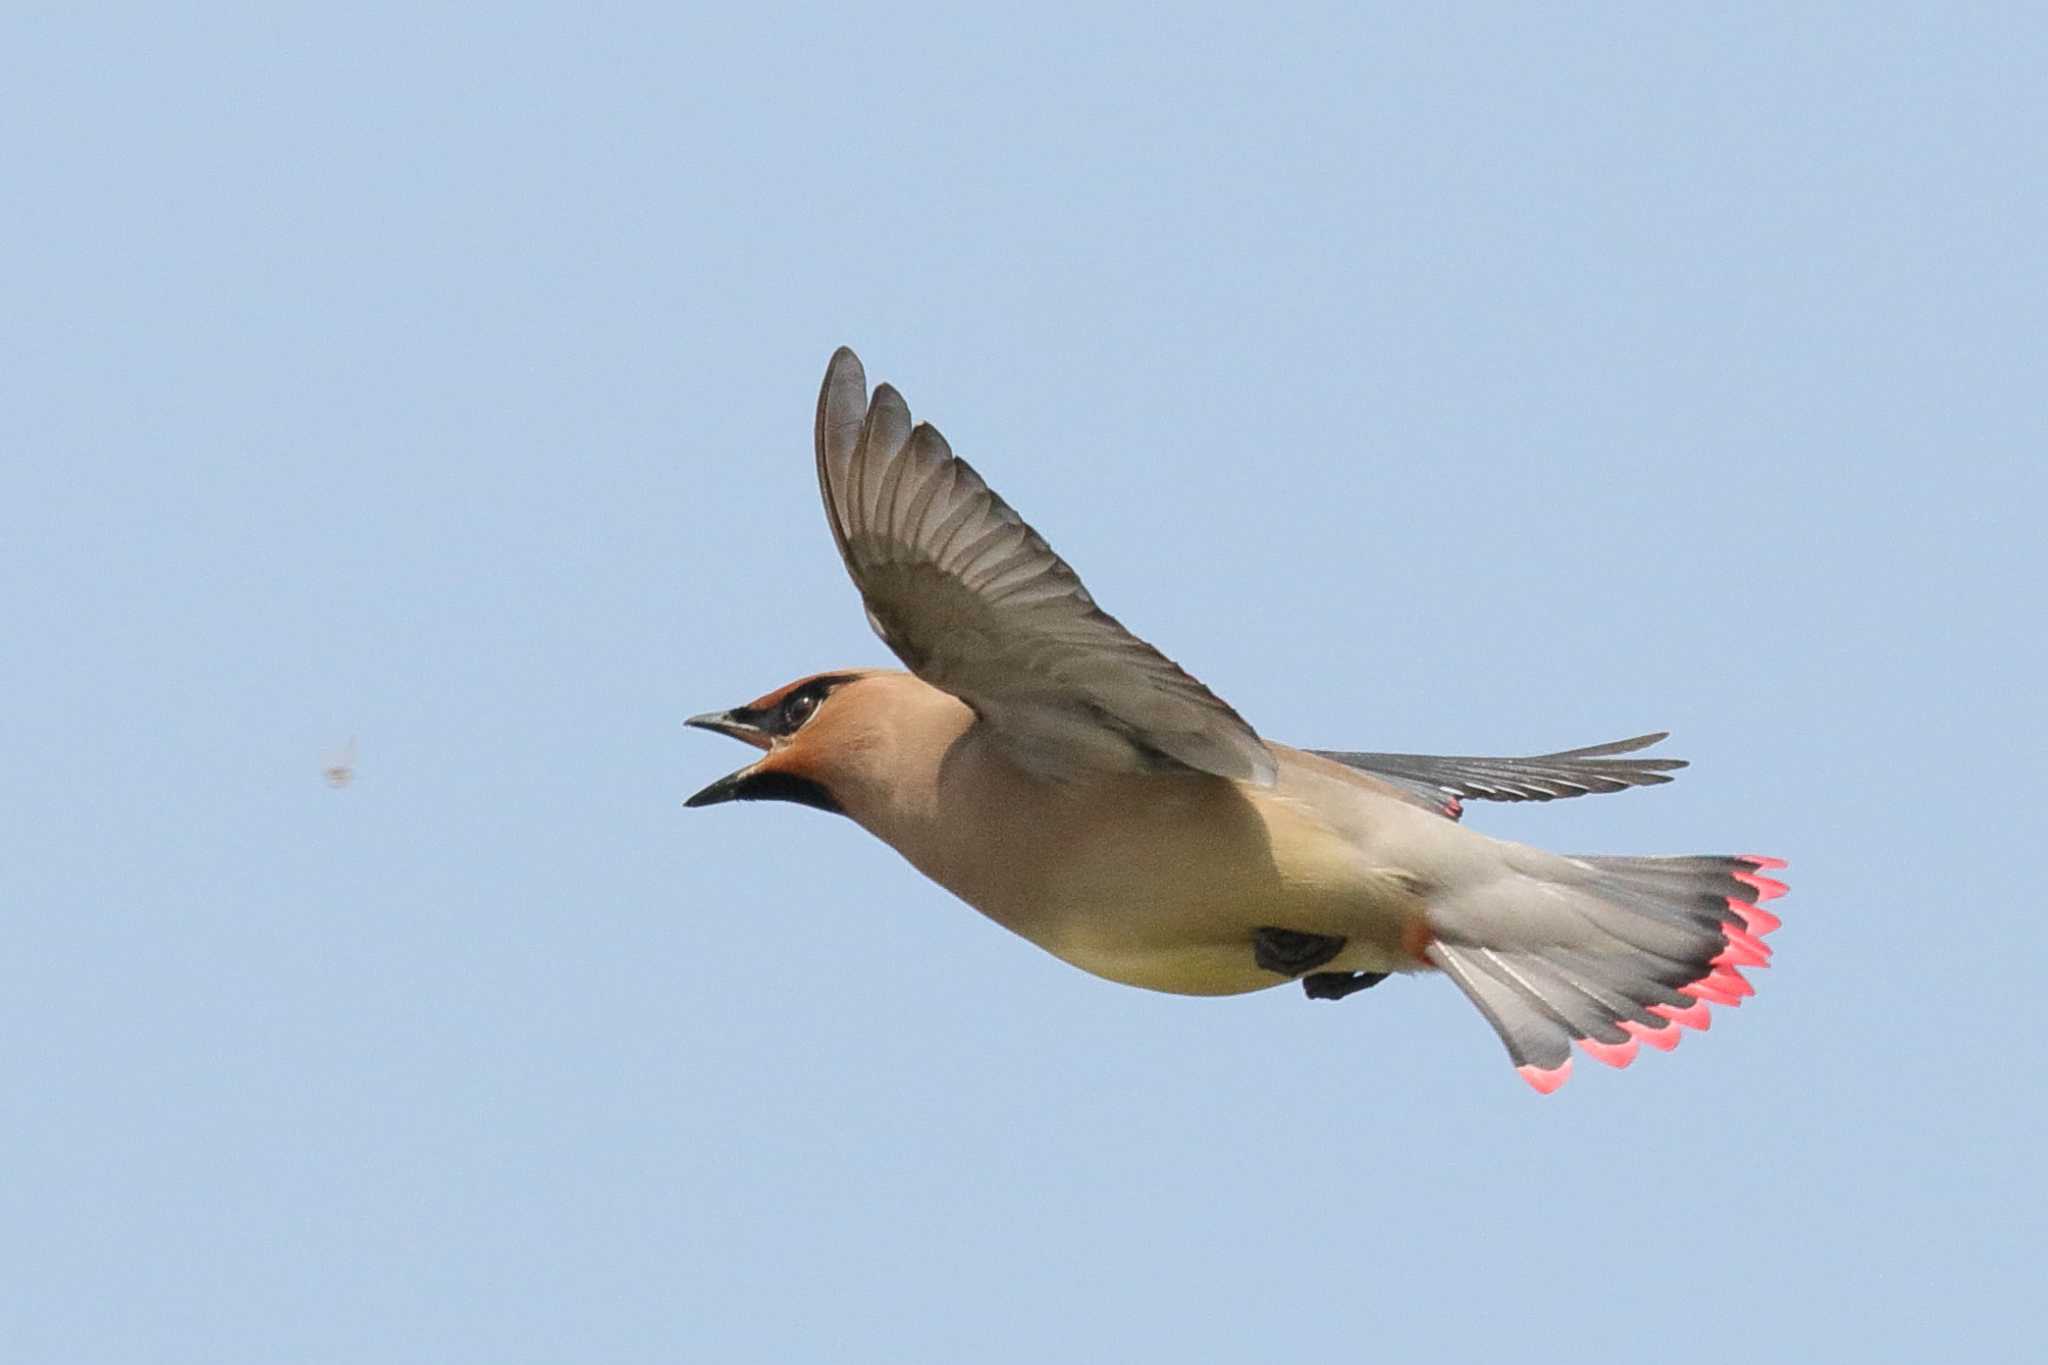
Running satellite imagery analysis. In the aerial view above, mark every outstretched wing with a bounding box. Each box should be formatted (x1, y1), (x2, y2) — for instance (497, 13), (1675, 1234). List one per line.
(814, 347), (1274, 785)
(1311, 733), (1685, 818)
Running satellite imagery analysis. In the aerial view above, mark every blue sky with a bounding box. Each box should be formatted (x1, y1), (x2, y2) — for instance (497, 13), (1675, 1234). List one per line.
(4, 5), (2042, 1361)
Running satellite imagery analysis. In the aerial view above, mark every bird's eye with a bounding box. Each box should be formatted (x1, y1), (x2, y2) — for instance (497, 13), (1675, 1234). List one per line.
(782, 690), (819, 730)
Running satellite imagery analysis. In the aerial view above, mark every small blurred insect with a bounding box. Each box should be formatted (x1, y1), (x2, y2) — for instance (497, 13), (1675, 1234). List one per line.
(323, 737), (357, 789)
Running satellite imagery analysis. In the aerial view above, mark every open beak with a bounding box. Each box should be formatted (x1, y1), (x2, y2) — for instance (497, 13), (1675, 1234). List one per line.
(683, 707), (842, 816)
(684, 708), (773, 808)
(684, 765), (759, 808)
(685, 709), (774, 751)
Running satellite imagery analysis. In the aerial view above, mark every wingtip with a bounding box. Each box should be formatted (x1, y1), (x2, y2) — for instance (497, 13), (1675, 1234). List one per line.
(860, 382), (913, 439)
(819, 348), (868, 409)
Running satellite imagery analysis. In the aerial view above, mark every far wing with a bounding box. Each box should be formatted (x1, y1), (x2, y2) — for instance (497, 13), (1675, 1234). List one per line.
(1310, 733), (1685, 818)
(814, 347), (1275, 785)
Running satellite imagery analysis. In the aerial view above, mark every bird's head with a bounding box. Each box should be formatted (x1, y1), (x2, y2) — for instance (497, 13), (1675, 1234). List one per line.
(684, 671), (909, 818)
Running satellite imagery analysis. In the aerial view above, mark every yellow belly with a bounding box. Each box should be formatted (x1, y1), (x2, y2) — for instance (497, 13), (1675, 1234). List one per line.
(910, 768), (1430, 996)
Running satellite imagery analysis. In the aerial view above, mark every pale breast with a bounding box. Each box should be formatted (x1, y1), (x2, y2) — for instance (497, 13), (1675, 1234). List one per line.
(875, 739), (1434, 995)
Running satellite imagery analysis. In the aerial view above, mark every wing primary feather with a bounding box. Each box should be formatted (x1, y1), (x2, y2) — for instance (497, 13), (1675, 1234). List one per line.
(808, 347), (1273, 785)
(1533, 732), (1670, 759)
(1309, 734), (1687, 809)
(814, 348), (868, 556)
(856, 385), (914, 530)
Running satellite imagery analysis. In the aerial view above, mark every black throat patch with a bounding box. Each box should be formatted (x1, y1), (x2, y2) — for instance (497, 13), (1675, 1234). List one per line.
(727, 769), (845, 816)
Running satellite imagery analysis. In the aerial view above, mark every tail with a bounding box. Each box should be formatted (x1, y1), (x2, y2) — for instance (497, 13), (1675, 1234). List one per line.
(1426, 854), (1788, 1094)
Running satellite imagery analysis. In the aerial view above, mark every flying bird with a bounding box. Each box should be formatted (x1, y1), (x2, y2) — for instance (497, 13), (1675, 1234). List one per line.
(686, 348), (1786, 1093)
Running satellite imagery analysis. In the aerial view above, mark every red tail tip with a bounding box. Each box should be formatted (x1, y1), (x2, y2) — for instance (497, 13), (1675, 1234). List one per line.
(1503, 858), (1787, 1091)
(1714, 924), (1773, 967)
(1622, 1018), (1683, 1052)
(1517, 1059), (1573, 1094)
(1683, 979), (1737, 1007)
(1688, 966), (1755, 1005)
(1733, 901), (1783, 937)
(1650, 998), (1714, 1031)
(1732, 870), (1789, 902)
(1578, 1035), (1640, 1069)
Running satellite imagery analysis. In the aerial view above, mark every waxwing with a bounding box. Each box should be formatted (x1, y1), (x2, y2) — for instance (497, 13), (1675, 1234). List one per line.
(687, 348), (1787, 1093)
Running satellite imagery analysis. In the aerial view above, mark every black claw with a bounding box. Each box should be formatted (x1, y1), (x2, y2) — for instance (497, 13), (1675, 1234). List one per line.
(1302, 970), (1390, 1001)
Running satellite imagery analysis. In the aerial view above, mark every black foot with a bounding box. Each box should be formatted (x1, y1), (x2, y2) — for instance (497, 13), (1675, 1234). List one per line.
(1253, 927), (1346, 977)
(1302, 970), (1390, 1001)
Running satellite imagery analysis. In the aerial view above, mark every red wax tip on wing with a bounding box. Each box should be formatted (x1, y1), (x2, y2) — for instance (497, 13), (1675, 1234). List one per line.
(1739, 854), (1789, 870)
(1622, 1019), (1682, 1052)
(1578, 1036), (1640, 1069)
(1651, 998), (1714, 1031)
(1733, 870), (1790, 902)
(1517, 1059), (1573, 1094)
